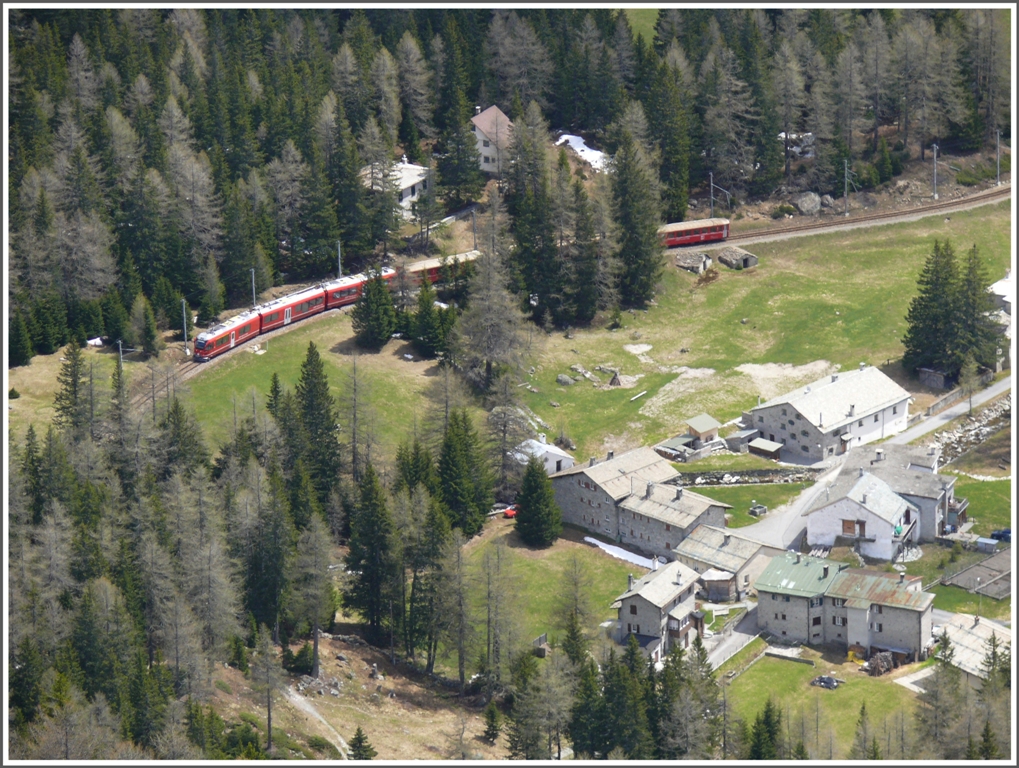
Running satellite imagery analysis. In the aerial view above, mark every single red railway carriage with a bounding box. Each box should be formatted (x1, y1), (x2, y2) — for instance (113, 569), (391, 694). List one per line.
(193, 309), (263, 361)
(658, 218), (730, 248)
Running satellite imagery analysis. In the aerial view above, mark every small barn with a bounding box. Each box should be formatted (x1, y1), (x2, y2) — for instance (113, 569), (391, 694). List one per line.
(699, 568), (736, 602)
(725, 428), (759, 453)
(686, 413), (722, 445)
(748, 437), (783, 460)
(655, 435), (695, 460)
(716, 246), (759, 270)
(675, 251), (712, 275)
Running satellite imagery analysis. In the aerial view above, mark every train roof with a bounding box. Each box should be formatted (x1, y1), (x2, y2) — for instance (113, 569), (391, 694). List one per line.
(658, 218), (730, 233)
(322, 266), (395, 291)
(196, 308), (263, 342)
(407, 250), (481, 272)
(257, 283), (328, 311)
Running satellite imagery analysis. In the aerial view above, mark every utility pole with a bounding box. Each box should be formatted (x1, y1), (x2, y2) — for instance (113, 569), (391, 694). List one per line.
(118, 339), (123, 367)
(844, 159), (849, 217)
(471, 209), (477, 250)
(250, 267), (256, 308)
(932, 143), (938, 200)
(709, 171), (715, 218)
(977, 577), (982, 617)
(337, 240), (343, 278)
(996, 131), (1001, 186)
(182, 298), (189, 355)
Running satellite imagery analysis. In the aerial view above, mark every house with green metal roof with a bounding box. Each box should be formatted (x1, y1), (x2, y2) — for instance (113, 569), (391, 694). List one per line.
(755, 553), (848, 644)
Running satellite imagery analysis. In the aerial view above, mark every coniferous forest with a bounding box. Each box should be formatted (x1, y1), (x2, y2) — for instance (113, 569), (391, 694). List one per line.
(5, 7), (1013, 761)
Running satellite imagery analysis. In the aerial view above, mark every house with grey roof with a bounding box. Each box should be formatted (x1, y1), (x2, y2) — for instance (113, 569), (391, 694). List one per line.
(470, 105), (513, 175)
(550, 447), (728, 560)
(756, 553), (934, 660)
(802, 469), (921, 561)
(614, 559), (703, 662)
(940, 613), (1012, 689)
(511, 434), (575, 476)
(742, 364), (911, 461)
(674, 525), (786, 601)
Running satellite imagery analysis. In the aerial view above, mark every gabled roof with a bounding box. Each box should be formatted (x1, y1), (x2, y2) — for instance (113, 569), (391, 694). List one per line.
(616, 560), (700, 608)
(755, 553), (847, 597)
(686, 413), (721, 433)
(552, 447), (678, 500)
(841, 472), (916, 524)
(839, 445), (952, 501)
(674, 525), (773, 573)
(471, 105), (514, 150)
(619, 484), (730, 530)
(359, 160), (429, 192)
(941, 614), (1012, 680)
(826, 570), (934, 612)
(750, 365), (910, 431)
(512, 439), (574, 462)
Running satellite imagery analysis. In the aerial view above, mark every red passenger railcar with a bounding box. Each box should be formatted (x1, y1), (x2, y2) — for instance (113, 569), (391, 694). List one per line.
(322, 267), (396, 310)
(257, 284), (327, 333)
(193, 308), (263, 361)
(658, 218), (730, 248)
(404, 250), (481, 284)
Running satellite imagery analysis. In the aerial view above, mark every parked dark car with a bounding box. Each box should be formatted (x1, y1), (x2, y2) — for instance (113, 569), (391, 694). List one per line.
(990, 529), (1011, 543)
(810, 676), (838, 689)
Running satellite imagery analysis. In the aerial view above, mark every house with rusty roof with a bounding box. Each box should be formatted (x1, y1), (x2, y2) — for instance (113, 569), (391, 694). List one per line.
(742, 364), (911, 461)
(470, 105), (513, 175)
(939, 613), (1012, 689)
(614, 559), (703, 662)
(673, 525), (786, 601)
(550, 447), (728, 560)
(756, 553), (934, 660)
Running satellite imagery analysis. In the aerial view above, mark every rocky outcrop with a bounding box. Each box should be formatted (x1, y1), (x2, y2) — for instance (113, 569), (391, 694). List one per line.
(793, 191), (821, 215)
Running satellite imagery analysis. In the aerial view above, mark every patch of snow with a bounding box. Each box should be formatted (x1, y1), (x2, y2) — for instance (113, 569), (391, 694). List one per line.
(86, 337), (103, 347)
(556, 134), (607, 172)
(583, 537), (653, 569)
(623, 344), (653, 355)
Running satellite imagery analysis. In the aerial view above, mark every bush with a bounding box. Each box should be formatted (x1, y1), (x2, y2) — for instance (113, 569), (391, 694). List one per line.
(796, 163), (808, 175)
(957, 154), (1010, 186)
(771, 203), (797, 219)
(283, 641), (314, 675)
(9, 388), (20, 399)
(215, 679), (233, 695)
(893, 140), (905, 152)
(229, 635), (250, 673)
(307, 736), (341, 759)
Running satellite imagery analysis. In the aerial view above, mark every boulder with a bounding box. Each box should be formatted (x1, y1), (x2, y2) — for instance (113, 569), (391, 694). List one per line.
(820, 194), (835, 208)
(792, 191), (821, 215)
(556, 374), (575, 386)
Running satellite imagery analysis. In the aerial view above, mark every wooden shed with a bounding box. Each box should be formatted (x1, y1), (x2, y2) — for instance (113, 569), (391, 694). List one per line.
(748, 437), (783, 460)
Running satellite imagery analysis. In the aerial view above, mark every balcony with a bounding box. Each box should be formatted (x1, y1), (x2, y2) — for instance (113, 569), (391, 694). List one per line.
(947, 497), (969, 525)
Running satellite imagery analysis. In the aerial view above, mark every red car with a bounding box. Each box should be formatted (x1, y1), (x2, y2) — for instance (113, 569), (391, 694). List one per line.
(503, 506), (518, 519)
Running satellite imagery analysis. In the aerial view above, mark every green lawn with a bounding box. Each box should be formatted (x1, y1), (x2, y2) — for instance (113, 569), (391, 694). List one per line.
(726, 651), (918, 759)
(674, 452), (780, 472)
(941, 476), (1012, 538)
(520, 201), (1010, 460)
(625, 9), (659, 43)
(930, 585), (1011, 619)
(697, 482), (808, 528)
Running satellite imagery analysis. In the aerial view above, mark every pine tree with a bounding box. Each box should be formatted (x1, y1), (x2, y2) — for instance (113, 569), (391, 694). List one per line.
(53, 342), (88, 437)
(849, 701), (871, 759)
(351, 272), (397, 350)
(955, 244), (1001, 373)
(344, 463), (399, 643)
(793, 740), (809, 759)
(648, 59), (690, 222)
(158, 396), (210, 479)
(10, 309), (35, 368)
(412, 277), (441, 358)
(287, 457), (322, 531)
(295, 342), (342, 505)
(245, 460), (296, 636)
(348, 726), (377, 759)
(978, 719), (999, 759)
(10, 636), (46, 728)
(250, 626), (284, 754)
(483, 699), (502, 743)
(902, 239), (961, 376)
(328, 99), (367, 254)
(561, 609), (588, 667)
(514, 456), (562, 547)
(568, 657), (604, 758)
(289, 513), (334, 680)
(436, 51), (482, 210)
(438, 409), (492, 537)
(266, 372), (283, 417)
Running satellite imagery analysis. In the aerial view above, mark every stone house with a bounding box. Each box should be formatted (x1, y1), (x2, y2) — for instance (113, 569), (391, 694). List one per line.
(614, 559), (703, 661)
(742, 364), (911, 461)
(511, 434), (575, 476)
(673, 525), (786, 601)
(617, 483), (729, 562)
(756, 553), (934, 660)
(715, 246), (759, 270)
(802, 469), (921, 561)
(470, 105), (513, 175)
(675, 251), (712, 274)
(940, 614), (1012, 689)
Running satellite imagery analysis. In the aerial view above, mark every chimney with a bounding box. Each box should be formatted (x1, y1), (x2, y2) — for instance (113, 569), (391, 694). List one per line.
(757, 395), (762, 406)
(974, 615), (980, 626)
(645, 482), (654, 500)
(849, 404), (855, 417)
(862, 493), (868, 505)
(899, 572), (905, 584)
(876, 449), (884, 462)
(860, 362), (866, 371)
(819, 411), (823, 426)
(859, 467), (865, 478)
(822, 565), (830, 578)
(401, 154), (408, 164)
(675, 487), (684, 501)
(832, 374), (839, 383)
(538, 432), (546, 444)
(652, 557), (659, 571)
(607, 450), (614, 461)
(723, 534), (731, 546)
(628, 573), (634, 590)
(475, 105), (481, 115)
(589, 457), (597, 467)
(796, 553), (801, 564)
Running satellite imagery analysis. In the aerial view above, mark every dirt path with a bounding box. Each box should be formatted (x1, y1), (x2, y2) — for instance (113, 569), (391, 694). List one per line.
(283, 686), (350, 759)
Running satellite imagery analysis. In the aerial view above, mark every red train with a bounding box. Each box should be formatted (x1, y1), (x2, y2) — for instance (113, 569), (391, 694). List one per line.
(193, 251), (480, 361)
(658, 218), (730, 248)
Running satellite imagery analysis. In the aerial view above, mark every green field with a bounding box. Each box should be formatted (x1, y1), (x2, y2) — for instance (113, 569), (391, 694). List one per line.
(942, 476), (1012, 538)
(521, 201), (1011, 459)
(698, 482), (808, 528)
(674, 452), (780, 472)
(624, 9), (659, 43)
(726, 650), (918, 759)
(930, 585), (1011, 619)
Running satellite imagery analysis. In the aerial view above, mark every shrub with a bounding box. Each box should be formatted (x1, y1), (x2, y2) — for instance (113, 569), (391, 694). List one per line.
(229, 635), (249, 673)
(771, 203), (797, 219)
(9, 388), (20, 399)
(307, 736), (341, 759)
(215, 679), (233, 695)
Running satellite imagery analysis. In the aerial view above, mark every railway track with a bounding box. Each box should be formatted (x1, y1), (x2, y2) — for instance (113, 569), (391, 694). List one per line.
(125, 183), (1011, 417)
(727, 182), (1011, 244)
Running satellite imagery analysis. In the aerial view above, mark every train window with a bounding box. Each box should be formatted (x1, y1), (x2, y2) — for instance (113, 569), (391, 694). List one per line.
(215, 337), (229, 348)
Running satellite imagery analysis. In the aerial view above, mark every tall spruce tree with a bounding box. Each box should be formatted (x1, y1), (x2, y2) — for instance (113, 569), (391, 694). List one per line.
(648, 59), (690, 222)
(52, 342), (88, 437)
(10, 309), (35, 368)
(348, 726), (377, 759)
(438, 409), (492, 537)
(514, 456), (562, 547)
(295, 342), (342, 505)
(955, 244), (1001, 372)
(351, 272), (397, 350)
(902, 239), (962, 376)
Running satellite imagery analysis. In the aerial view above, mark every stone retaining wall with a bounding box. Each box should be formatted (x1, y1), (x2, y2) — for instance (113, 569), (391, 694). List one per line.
(673, 468), (823, 486)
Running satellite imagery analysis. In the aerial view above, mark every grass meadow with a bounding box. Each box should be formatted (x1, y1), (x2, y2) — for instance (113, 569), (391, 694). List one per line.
(624, 8), (659, 43)
(698, 482), (809, 528)
(929, 585), (1011, 619)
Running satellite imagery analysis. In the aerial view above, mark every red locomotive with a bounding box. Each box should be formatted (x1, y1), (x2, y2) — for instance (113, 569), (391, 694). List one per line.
(658, 218), (730, 248)
(193, 252), (479, 362)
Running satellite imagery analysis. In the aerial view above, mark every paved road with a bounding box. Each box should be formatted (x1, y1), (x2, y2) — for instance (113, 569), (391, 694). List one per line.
(888, 375), (1012, 445)
(737, 463), (846, 550)
(707, 603), (760, 670)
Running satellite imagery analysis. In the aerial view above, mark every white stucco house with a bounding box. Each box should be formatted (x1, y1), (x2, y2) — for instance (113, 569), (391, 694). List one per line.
(742, 364), (911, 461)
(360, 156), (430, 219)
(512, 434), (575, 476)
(470, 105), (513, 175)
